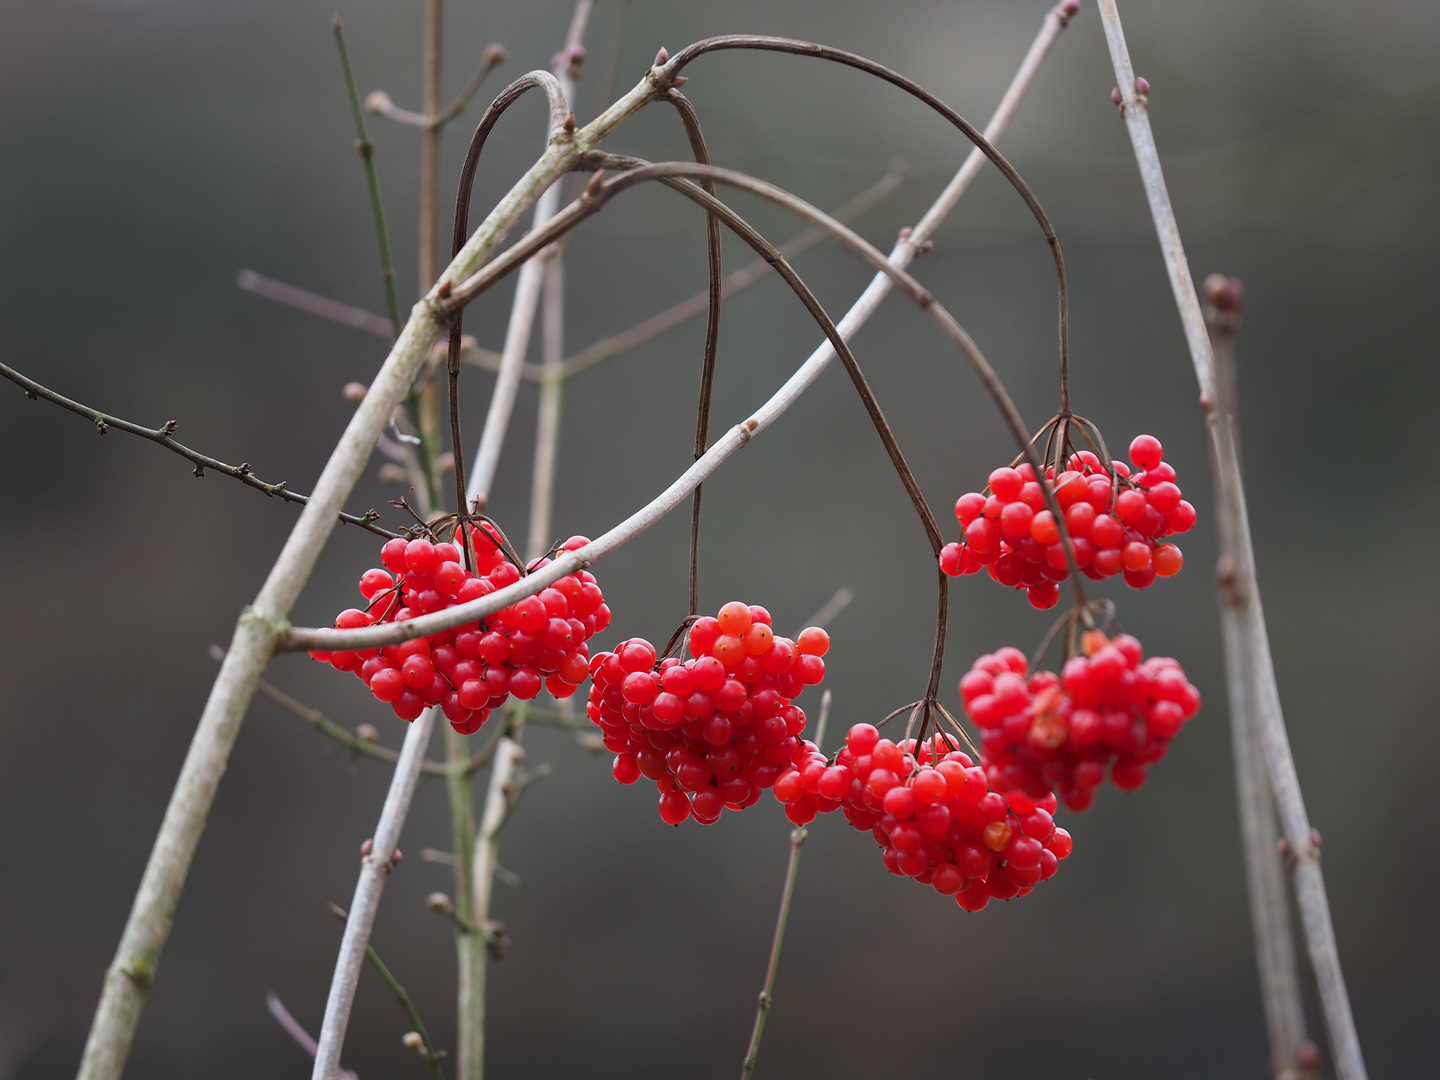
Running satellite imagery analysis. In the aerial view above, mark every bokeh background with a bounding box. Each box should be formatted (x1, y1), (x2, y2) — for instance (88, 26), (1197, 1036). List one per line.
(2, 0), (1438, 1077)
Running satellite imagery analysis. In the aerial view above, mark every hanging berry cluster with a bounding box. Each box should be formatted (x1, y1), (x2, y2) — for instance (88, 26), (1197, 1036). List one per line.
(938, 434), (1196, 609)
(308, 528), (609, 733)
(586, 601), (829, 826)
(963, 632), (1200, 813)
(777, 725), (1073, 911)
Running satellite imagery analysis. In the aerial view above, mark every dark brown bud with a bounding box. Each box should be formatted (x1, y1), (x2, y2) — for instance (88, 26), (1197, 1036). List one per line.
(562, 112), (576, 133)
(585, 169), (606, 197)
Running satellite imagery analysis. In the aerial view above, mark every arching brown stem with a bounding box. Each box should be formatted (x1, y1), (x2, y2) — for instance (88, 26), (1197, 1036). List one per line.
(663, 89), (724, 616)
(659, 35), (1072, 416)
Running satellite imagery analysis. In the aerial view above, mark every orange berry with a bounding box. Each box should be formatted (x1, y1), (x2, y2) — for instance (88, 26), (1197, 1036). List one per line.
(716, 601), (753, 637)
(796, 626), (830, 656)
(742, 622), (774, 656)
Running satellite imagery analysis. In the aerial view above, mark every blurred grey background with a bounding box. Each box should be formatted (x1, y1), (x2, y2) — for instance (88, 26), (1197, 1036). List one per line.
(2, 0), (1437, 1077)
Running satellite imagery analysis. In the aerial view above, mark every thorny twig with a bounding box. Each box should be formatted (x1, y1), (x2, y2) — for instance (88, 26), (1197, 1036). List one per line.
(0, 361), (396, 537)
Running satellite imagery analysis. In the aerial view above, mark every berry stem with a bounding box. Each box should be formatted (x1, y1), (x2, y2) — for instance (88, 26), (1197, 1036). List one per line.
(664, 89), (725, 618)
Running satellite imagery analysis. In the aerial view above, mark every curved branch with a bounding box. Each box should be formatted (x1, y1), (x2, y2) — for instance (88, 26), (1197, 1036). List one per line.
(658, 34), (1071, 413)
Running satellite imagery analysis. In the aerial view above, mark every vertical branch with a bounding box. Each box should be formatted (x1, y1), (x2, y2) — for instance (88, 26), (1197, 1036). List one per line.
(526, 253), (567, 560)
(1207, 285), (1313, 1080)
(421, 0), (444, 291)
(1096, 6), (1366, 1079)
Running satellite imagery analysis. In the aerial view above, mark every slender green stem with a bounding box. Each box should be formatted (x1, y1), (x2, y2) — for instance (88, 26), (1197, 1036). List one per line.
(330, 905), (445, 1080)
(333, 17), (402, 335)
(334, 16), (442, 513)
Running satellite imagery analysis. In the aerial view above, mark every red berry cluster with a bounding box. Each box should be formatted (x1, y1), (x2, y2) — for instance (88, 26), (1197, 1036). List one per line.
(962, 632), (1200, 813)
(309, 528), (610, 734)
(776, 726), (1072, 911)
(586, 601), (830, 826)
(938, 434), (1196, 609)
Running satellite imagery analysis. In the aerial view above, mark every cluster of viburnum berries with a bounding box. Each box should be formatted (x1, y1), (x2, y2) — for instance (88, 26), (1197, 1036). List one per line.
(308, 526), (609, 733)
(586, 602), (830, 825)
(776, 726), (1073, 911)
(308, 428), (1201, 913)
(939, 435), (1196, 609)
(963, 633), (1201, 812)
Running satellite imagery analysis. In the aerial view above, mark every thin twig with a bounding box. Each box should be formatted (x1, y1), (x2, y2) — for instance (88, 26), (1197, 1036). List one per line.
(1096, 5), (1364, 1079)
(801, 587), (853, 633)
(266, 993), (360, 1080)
(236, 269), (394, 338)
(742, 693), (830, 1080)
(328, 905), (445, 1080)
(1207, 291), (1312, 1080)
(0, 361), (396, 538)
(205, 644), (450, 777)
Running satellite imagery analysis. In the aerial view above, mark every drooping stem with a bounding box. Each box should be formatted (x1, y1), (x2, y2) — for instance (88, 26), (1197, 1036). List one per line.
(664, 89), (724, 615)
(1206, 288), (1312, 1080)
(741, 689), (830, 1080)
(1097, 5), (1365, 1078)
(660, 31), (1072, 421)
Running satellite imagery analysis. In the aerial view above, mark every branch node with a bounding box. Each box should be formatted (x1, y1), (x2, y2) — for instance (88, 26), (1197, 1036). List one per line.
(193, 464), (204, 477)
(160, 419), (178, 435)
(95, 420), (109, 434)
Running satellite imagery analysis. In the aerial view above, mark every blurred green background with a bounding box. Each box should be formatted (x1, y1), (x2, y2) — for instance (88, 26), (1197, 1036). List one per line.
(2, 0), (1437, 1077)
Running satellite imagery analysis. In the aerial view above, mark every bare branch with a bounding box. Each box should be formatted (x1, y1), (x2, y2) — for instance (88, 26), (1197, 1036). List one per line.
(1, 361), (397, 538)
(1096, 5), (1365, 1079)
(236, 269), (394, 338)
(1206, 291), (1313, 1080)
